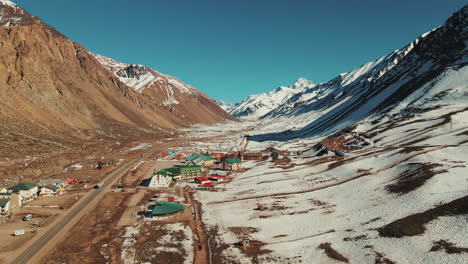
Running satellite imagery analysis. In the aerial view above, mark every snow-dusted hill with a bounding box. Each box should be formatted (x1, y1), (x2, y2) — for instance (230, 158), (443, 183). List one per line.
(225, 78), (316, 119)
(93, 54), (236, 124)
(178, 8), (468, 263)
(235, 6), (468, 142)
(93, 54), (199, 104)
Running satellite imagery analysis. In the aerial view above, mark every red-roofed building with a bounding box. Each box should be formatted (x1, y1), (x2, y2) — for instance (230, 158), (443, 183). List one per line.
(160, 153), (170, 158)
(64, 178), (78, 184)
(194, 177), (210, 184)
(211, 153), (224, 160)
(224, 153), (238, 159)
(203, 182), (214, 188)
(208, 175), (227, 182)
(175, 153), (185, 160)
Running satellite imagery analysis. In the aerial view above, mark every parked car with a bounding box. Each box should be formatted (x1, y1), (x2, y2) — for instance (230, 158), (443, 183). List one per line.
(14, 230), (25, 236)
(23, 214), (32, 221)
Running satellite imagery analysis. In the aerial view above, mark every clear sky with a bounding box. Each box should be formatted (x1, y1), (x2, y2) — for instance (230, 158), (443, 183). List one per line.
(14, 0), (467, 103)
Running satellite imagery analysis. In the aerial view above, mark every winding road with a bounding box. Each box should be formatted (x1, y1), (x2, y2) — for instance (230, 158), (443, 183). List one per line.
(11, 148), (158, 264)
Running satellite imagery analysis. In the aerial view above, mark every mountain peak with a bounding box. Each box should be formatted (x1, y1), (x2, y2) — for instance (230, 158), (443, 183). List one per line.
(0, 0), (16, 8)
(292, 77), (315, 89)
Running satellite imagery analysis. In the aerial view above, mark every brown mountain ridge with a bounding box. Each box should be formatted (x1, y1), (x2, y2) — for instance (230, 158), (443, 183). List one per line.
(0, 1), (234, 180)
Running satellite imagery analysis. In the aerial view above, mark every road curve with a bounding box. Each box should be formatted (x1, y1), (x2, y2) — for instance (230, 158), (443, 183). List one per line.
(11, 149), (157, 264)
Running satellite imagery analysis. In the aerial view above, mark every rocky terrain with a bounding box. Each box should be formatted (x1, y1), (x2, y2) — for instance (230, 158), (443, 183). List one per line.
(0, 0), (233, 181)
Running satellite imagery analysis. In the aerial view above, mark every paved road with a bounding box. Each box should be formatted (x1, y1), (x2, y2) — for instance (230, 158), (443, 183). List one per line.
(11, 149), (157, 264)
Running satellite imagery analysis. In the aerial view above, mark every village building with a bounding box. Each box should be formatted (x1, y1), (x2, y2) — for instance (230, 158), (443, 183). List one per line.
(159, 153), (170, 159)
(211, 153), (224, 161)
(190, 156), (205, 166)
(0, 193), (21, 214)
(208, 169), (228, 176)
(7, 183), (38, 202)
(64, 178), (78, 184)
(224, 153), (239, 159)
(0, 198), (10, 216)
(208, 175), (227, 182)
(39, 185), (62, 196)
(186, 154), (215, 166)
(151, 201), (184, 217)
(179, 165), (202, 178)
(222, 158), (241, 171)
(38, 179), (68, 188)
(194, 177), (211, 184)
(162, 167), (182, 178)
(147, 173), (172, 188)
(240, 152), (263, 161)
(203, 182), (214, 188)
(175, 153), (186, 160)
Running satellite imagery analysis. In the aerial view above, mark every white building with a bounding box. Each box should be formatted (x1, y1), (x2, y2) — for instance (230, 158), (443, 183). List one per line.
(0, 192), (21, 215)
(0, 199), (10, 216)
(39, 185), (62, 196)
(6, 183), (38, 202)
(147, 174), (172, 188)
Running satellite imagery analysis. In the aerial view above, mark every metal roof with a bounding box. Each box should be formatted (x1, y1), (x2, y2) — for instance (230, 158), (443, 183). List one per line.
(151, 201), (184, 215)
(179, 165), (202, 170)
(224, 158), (241, 164)
(7, 183), (38, 192)
(0, 199), (9, 208)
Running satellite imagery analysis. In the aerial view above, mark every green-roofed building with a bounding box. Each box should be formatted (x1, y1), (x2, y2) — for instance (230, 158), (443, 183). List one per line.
(222, 157), (241, 171)
(163, 167), (181, 176)
(185, 154), (214, 167)
(7, 182), (38, 201)
(151, 201), (184, 216)
(0, 198), (11, 216)
(185, 154), (200, 162)
(156, 170), (169, 177)
(179, 165), (202, 178)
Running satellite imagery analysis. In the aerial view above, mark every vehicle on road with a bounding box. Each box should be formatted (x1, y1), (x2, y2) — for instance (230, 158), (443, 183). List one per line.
(14, 230), (25, 236)
(94, 182), (104, 189)
(23, 214), (32, 221)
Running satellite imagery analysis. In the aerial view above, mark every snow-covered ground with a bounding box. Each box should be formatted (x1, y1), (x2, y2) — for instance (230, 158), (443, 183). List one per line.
(180, 95), (468, 263)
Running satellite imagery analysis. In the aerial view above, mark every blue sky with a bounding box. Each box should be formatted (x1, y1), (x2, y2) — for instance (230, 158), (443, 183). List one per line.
(14, 0), (467, 103)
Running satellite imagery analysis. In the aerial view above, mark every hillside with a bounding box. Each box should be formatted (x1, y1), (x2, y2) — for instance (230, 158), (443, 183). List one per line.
(0, 0), (232, 180)
(227, 6), (467, 143)
(94, 54), (234, 125)
(174, 6), (468, 263)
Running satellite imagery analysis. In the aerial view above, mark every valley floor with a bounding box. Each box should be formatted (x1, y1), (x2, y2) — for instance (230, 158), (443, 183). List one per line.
(1, 109), (467, 264)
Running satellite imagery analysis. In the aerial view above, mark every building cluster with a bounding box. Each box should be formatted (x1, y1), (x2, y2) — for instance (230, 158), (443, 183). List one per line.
(0, 177), (79, 217)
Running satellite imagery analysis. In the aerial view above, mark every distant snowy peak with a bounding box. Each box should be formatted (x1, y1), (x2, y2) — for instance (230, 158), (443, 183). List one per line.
(254, 5), (468, 140)
(291, 77), (316, 89)
(93, 54), (200, 105)
(227, 78), (316, 118)
(0, 0), (16, 8)
(218, 100), (235, 112)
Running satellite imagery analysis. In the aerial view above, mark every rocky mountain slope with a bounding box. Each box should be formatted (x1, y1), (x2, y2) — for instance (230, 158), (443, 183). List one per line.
(235, 6), (467, 142)
(0, 0), (233, 179)
(222, 78), (316, 119)
(181, 7), (467, 263)
(93, 54), (234, 124)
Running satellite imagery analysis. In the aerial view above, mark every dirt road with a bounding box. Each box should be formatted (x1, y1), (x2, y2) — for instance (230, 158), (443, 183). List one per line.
(10, 148), (158, 264)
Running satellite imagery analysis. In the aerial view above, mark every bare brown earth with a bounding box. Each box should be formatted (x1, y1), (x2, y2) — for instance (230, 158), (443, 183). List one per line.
(429, 240), (468, 254)
(317, 242), (349, 263)
(0, 2), (235, 183)
(385, 162), (448, 194)
(377, 196), (468, 238)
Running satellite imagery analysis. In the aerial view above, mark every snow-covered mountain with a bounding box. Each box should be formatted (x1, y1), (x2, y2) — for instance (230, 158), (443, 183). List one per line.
(251, 5), (468, 141)
(94, 54), (200, 105)
(93, 54), (235, 123)
(225, 78), (316, 118)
